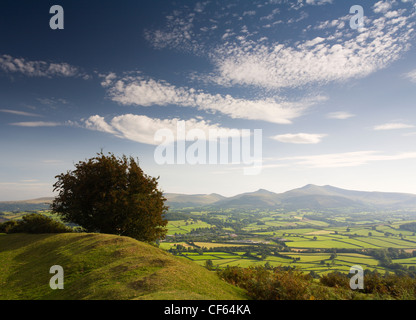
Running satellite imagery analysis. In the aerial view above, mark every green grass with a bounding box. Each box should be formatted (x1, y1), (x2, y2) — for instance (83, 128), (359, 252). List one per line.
(0, 233), (247, 300)
(166, 220), (213, 235)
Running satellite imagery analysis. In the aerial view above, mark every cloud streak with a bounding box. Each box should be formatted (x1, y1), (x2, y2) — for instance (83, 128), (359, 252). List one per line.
(84, 114), (245, 145)
(103, 73), (326, 124)
(9, 121), (61, 127)
(277, 150), (416, 168)
(373, 122), (415, 130)
(270, 133), (327, 144)
(326, 111), (355, 120)
(0, 54), (88, 79)
(0, 109), (41, 117)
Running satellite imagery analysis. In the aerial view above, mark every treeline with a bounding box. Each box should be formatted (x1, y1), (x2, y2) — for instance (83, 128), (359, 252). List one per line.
(399, 222), (416, 233)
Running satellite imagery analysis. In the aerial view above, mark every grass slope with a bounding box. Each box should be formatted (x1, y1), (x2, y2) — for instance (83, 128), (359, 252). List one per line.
(0, 233), (246, 300)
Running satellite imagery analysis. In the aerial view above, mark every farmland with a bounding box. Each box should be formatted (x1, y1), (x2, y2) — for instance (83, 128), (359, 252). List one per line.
(3, 206), (416, 276)
(162, 208), (416, 276)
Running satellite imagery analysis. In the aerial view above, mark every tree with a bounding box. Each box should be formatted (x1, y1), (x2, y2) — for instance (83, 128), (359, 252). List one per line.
(205, 259), (214, 270)
(51, 152), (168, 242)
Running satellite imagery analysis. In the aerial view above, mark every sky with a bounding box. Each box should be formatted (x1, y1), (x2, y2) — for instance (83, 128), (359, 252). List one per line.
(1, 0), (416, 201)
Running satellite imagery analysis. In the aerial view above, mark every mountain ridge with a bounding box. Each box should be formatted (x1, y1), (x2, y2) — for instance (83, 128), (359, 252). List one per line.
(165, 185), (416, 211)
(2, 185), (416, 212)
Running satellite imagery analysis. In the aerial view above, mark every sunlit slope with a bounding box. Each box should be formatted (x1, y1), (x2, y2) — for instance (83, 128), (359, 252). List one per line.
(0, 233), (246, 300)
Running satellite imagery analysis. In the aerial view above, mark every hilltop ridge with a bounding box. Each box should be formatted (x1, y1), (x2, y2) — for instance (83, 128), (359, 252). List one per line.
(0, 233), (246, 300)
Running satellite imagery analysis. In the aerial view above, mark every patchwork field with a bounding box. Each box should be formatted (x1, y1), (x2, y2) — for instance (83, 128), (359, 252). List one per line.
(162, 210), (416, 275)
(3, 208), (416, 276)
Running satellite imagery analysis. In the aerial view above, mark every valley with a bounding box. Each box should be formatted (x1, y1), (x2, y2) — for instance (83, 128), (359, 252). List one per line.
(3, 184), (416, 277)
(162, 207), (416, 276)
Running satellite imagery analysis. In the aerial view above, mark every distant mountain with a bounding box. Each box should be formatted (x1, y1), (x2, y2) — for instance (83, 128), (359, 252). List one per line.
(209, 189), (281, 209)
(282, 184), (416, 210)
(0, 197), (53, 212)
(164, 193), (226, 209)
(4, 185), (416, 213)
(165, 185), (416, 211)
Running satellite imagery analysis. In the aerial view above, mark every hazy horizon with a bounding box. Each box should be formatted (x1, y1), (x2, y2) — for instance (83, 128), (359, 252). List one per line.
(5, 183), (416, 203)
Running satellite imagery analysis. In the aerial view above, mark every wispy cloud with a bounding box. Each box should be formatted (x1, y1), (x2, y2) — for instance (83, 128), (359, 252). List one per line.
(326, 111), (355, 120)
(373, 122), (415, 130)
(37, 97), (69, 106)
(373, 0), (394, 14)
(207, 6), (415, 90)
(9, 121), (61, 127)
(403, 68), (416, 83)
(84, 114), (244, 145)
(270, 133), (327, 144)
(0, 109), (41, 117)
(0, 54), (89, 79)
(143, 11), (202, 53)
(277, 150), (416, 168)
(102, 73), (326, 124)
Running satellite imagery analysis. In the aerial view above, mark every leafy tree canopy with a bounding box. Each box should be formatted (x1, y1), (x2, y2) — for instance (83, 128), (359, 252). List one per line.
(51, 152), (168, 242)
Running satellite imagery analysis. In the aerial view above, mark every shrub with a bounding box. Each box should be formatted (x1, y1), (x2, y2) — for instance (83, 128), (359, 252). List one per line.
(320, 272), (349, 288)
(218, 266), (315, 300)
(1, 214), (72, 234)
(0, 220), (19, 233)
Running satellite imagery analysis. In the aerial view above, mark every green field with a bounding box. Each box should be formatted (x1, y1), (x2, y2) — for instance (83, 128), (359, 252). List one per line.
(163, 209), (416, 275)
(166, 219), (213, 235)
(4, 208), (416, 278)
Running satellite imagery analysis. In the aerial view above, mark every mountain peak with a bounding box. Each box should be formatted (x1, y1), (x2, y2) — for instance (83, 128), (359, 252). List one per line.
(254, 188), (275, 194)
(300, 184), (321, 189)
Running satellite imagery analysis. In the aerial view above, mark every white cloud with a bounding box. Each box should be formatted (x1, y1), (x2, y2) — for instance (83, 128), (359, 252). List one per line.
(9, 121), (61, 127)
(0, 109), (41, 117)
(37, 97), (69, 106)
(278, 150), (416, 168)
(326, 111), (355, 120)
(373, 122), (415, 130)
(404, 69), (416, 82)
(84, 114), (244, 145)
(243, 10), (256, 16)
(270, 133), (327, 144)
(84, 115), (117, 134)
(208, 8), (415, 90)
(303, 37), (326, 47)
(373, 1), (394, 13)
(143, 12), (201, 53)
(104, 73), (326, 124)
(305, 0), (333, 5)
(99, 72), (117, 87)
(0, 54), (87, 78)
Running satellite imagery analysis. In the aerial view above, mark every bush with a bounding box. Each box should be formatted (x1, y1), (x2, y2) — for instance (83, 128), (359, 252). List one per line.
(0, 220), (19, 233)
(0, 214), (72, 234)
(218, 266), (315, 300)
(320, 272), (349, 288)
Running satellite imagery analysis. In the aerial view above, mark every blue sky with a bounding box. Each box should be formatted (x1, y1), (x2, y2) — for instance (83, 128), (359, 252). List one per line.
(1, 0), (416, 201)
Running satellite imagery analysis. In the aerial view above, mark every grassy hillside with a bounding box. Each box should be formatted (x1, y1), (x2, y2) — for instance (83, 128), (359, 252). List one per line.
(0, 233), (247, 300)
